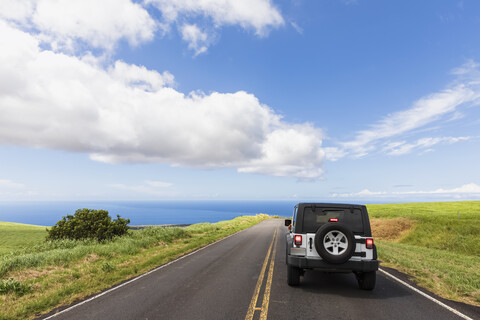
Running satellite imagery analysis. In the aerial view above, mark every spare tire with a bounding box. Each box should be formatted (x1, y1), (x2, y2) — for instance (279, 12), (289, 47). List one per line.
(314, 223), (355, 264)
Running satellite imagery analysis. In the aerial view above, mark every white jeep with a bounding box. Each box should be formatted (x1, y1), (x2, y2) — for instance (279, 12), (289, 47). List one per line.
(285, 203), (379, 290)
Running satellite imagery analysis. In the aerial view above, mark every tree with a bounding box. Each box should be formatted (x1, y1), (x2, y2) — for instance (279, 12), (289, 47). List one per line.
(46, 208), (130, 241)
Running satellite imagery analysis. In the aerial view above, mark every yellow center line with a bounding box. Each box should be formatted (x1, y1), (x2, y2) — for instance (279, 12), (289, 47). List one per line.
(244, 228), (277, 320)
(259, 229), (277, 320)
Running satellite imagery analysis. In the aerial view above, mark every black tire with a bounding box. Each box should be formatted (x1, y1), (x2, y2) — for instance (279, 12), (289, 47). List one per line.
(287, 264), (301, 286)
(356, 271), (376, 290)
(314, 223), (355, 264)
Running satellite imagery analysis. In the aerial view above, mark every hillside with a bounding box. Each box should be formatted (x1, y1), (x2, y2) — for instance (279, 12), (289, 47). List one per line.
(0, 222), (48, 256)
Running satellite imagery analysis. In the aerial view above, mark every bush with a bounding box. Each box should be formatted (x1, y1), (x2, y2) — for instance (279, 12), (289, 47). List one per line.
(46, 209), (130, 241)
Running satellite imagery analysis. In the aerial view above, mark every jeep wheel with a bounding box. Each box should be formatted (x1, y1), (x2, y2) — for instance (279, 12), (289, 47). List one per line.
(287, 264), (301, 286)
(356, 271), (376, 290)
(314, 223), (355, 264)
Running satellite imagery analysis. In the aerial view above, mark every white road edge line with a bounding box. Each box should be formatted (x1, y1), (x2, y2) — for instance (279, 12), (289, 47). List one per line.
(379, 268), (474, 320)
(42, 227), (251, 319)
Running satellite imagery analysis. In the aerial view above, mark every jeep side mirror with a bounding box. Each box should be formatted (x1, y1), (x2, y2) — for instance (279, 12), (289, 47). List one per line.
(285, 219), (292, 226)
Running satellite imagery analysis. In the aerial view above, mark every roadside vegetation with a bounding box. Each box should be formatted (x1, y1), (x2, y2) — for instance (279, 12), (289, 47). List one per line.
(367, 201), (480, 306)
(0, 214), (271, 320)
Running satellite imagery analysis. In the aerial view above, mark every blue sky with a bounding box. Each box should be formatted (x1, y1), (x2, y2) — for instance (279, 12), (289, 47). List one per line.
(0, 0), (479, 202)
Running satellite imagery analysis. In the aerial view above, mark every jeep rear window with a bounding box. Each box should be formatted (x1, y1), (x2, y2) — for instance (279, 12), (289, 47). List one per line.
(302, 207), (364, 234)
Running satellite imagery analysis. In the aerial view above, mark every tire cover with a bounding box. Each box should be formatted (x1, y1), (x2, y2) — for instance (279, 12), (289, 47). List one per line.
(314, 223), (355, 264)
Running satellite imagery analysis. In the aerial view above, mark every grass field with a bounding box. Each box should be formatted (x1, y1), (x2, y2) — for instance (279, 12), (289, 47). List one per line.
(366, 201), (480, 306)
(0, 214), (271, 320)
(0, 222), (48, 256)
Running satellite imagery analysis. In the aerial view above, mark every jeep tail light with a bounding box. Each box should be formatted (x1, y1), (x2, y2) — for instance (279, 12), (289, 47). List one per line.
(366, 238), (374, 249)
(329, 218), (339, 222)
(294, 235), (302, 246)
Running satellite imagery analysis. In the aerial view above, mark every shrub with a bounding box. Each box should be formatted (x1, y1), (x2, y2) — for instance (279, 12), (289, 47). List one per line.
(46, 209), (130, 241)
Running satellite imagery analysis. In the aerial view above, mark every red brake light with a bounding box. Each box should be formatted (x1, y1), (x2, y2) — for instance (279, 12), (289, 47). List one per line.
(294, 235), (302, 246)
(329, 218), (339, 222)
(366, 238), (374, 249)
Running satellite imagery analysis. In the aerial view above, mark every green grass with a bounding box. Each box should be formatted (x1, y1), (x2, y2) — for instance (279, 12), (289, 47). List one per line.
(366, 201), (480, 306)
(0, 222), (48, 256)
(376, 240), (480, 305)
(0, 214), (271, 320)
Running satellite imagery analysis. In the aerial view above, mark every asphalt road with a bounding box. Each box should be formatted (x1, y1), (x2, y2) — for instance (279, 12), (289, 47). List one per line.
(41, 219), (480, 320)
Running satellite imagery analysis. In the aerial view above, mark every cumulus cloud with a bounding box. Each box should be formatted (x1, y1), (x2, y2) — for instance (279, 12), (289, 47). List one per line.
(327, 61), (480, 160)
(180, 24), (209, 56)
(108, 61), (175, 92)
(238, 124), (325, 179)
(0, 0), (284, 55)
(147, 0), (284, 36)
(0, 0), (156, 52)
(146, 0), (284, 53)
(0, 20), (325, 179)
(331, 183), (480, 199)
(0, 0), (35, 24)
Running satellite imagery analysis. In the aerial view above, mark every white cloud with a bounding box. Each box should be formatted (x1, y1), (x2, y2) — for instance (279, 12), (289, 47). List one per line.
(109, 61), (175, 92)
(327, 61), (480, 160)
(324, 147), (347, 162)
(331, 183), (480, 199)
(0, 0), (156, 52)
(403, 183), (480, 195)
(180, 24), (209, 55)
(147, 0), (284, 36)
(383, 136), (471, 156)
(1, 0), (284, 55)
(146, 0), (284, 54)
(0, 0), (35, 24)
(451, 59), (479, 75)
(238, 124), (325, 179)
(0, 20), (325, 179)
(344, 84), (477, 155)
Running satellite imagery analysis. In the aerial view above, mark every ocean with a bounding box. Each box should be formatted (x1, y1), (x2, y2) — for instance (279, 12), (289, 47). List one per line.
(0, 200), (299, 226)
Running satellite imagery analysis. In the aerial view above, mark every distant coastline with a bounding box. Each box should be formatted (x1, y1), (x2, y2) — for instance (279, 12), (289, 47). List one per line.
(0, 200), (298, 226)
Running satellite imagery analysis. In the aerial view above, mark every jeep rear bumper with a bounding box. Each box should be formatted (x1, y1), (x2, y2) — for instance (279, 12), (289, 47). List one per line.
(287, 256), (379, 272)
